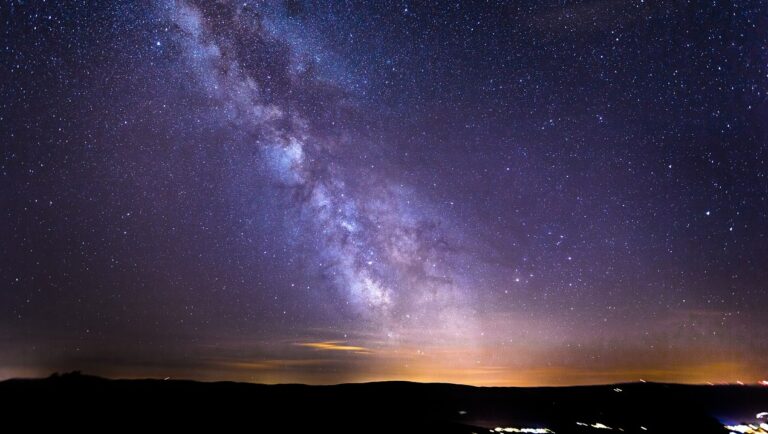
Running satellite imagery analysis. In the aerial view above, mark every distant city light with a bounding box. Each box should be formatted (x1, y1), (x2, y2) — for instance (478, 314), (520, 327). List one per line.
(724, 423), (768, 434)
(576, 422), (612, 430)
(492, 428), (553, 433)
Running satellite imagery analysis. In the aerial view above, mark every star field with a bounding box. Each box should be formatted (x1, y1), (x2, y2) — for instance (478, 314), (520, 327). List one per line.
(1, 1), (767, 385)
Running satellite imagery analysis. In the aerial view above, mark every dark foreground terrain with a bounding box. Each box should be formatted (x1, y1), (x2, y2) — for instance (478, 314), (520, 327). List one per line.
(2, 372), (767, 433)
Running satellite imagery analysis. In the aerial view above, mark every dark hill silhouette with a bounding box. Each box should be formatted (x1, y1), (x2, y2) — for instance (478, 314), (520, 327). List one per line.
(2, 371), (766, 433)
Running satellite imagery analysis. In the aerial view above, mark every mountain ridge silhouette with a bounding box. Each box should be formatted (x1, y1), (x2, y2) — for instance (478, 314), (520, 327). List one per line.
(3, 371), (766, 433)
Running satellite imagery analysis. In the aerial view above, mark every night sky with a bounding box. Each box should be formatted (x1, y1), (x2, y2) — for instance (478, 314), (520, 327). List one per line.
(2, 1), (767, 386)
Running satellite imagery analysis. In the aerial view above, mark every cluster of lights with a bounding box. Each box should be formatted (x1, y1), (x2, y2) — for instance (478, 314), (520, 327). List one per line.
(487, 411), (768, 434)
(576, 422), (612, 430)
(725, 423), (768, 434)
(492, 428), (553, 433)
(724, 412), (768, 434)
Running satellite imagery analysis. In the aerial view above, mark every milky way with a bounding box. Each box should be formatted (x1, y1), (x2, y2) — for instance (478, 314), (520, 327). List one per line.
(2, 1), (767, 385)
(168, 0), (479, 343)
